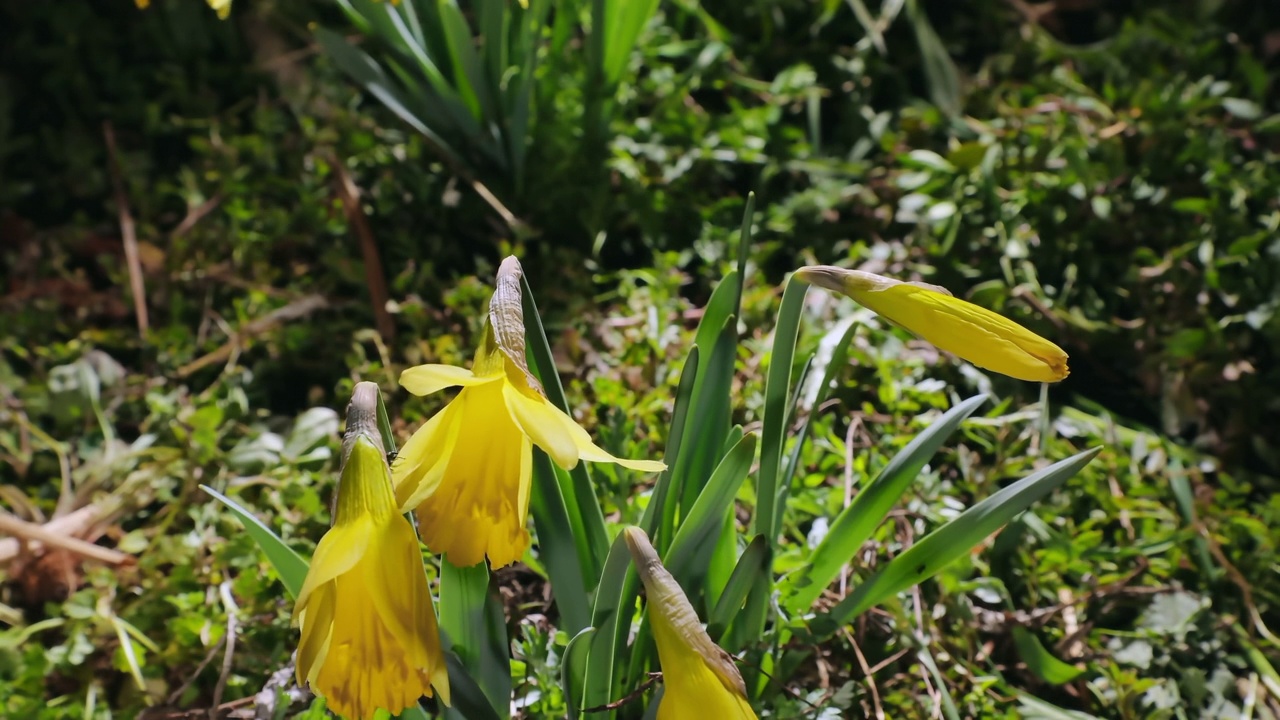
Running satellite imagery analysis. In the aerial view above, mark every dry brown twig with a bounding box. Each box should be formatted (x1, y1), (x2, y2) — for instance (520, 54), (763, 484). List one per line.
(333, 159), (395, 342)
(103, 121), (149, 337)
(0, 511), (132, 566)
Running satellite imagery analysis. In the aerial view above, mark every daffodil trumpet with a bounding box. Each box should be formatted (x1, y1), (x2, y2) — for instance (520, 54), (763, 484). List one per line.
(293, 382), (449, 720)
(624, 527), (758, 720)
(392, 256), (666, 568)
(794, 265), (1069, 382)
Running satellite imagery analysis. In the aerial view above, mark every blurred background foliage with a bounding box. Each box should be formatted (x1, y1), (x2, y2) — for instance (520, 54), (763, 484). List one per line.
(1, 0), (1279, 718)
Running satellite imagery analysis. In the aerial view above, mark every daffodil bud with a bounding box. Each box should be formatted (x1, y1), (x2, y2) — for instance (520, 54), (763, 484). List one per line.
(794, 266), (1069, 383)
(623, 527), (757, 720)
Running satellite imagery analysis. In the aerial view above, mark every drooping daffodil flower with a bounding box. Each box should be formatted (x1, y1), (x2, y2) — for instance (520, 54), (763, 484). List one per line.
(393, 257), (666, 568)
(293, 382), (450, 720)
(623, 527), (758, 720)
(794, 266), (1069, 382)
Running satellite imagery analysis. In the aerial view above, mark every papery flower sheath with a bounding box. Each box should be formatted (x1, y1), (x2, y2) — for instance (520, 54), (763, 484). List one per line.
(392, 257), (665, 568)
(623, 527), (757, 720)
(794, 266), (1069, 382)
(293, 382), (449, 720)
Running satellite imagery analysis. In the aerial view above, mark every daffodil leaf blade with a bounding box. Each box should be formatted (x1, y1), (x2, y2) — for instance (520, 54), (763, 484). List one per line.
(640, 345), (698, 544)
(674, 314), (737, 516)
(439, 560), (511, 720)
(808, 447), (1102, 638)
(583, 532), (640, 716)
(441, 652), (503, 720)
(780, 393), (990, 611)
(529, 449), (593, 634)
(563, 627), (596, 720)
(780, 317), (856, 490)
(755, 275), (808, 543)
(664, 433), (757, 591)
(200, 485), (309, 599)
(707, 535), (769, 642)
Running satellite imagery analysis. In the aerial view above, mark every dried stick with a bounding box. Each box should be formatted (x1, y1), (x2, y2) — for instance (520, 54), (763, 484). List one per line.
(0, 511), (132, 566)
(103, 121), (149, 336)
(333, 160), (395, 341)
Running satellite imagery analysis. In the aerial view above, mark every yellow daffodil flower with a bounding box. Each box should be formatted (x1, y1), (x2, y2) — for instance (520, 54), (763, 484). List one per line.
(794, 266), (1069, 382)
(393, 257), (665, 568)
(294, 382), (449, 720)
(623, 527), (758, 720)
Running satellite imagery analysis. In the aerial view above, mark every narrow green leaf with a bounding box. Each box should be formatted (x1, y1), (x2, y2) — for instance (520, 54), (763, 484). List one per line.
(1014, 691), (1101, 719)
(664, 434), (757, 589)
(809, 447), (1102, 638)
(780, 318), (856, 489)
(674, 316), (737, 514)
(640, 346), (698, 545)
(201, 485), (308, 598)
(600, 0), (660, 86)
(734, 193), (754, 311)
(563, 627), (595, 720)
(906, 0), (961, 115)
(529, 449), (593, 634)
(443, 652), (503, 720)
(439, 559), (511, 720)
(1012, 626), (1085, 684)
(782, 394), (989, 611)
(722, 566), (771, 655)
(583, 533), (641, 719)
(918, 644), (961, 720)
(708, 535), (769, 641)
(755, 277), (808, 543)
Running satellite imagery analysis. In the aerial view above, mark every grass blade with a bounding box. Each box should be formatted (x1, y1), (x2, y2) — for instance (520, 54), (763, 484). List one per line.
(809, 447), (1102, 638)
(781, 394), (989, 611)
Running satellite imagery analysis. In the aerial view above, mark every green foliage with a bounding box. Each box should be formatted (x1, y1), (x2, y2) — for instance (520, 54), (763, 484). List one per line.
(3, 0), (1280, 719)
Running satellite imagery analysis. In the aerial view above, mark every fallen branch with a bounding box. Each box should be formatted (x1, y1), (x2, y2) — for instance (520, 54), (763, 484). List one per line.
(0, 511), (133, 566)
(0, 504), (104, 562)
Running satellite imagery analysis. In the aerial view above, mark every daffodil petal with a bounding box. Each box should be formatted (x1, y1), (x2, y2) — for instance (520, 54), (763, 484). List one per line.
(502, 382), (581, 470)
(361, 518), (450, 703)
(414, 381), (531, 567)
(392, 396), (465, 511)
(294, 518), (372, 614)
(295, 580), (335, 686)
(400, 364), (494, 397)
(568, 421), (667, 472)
